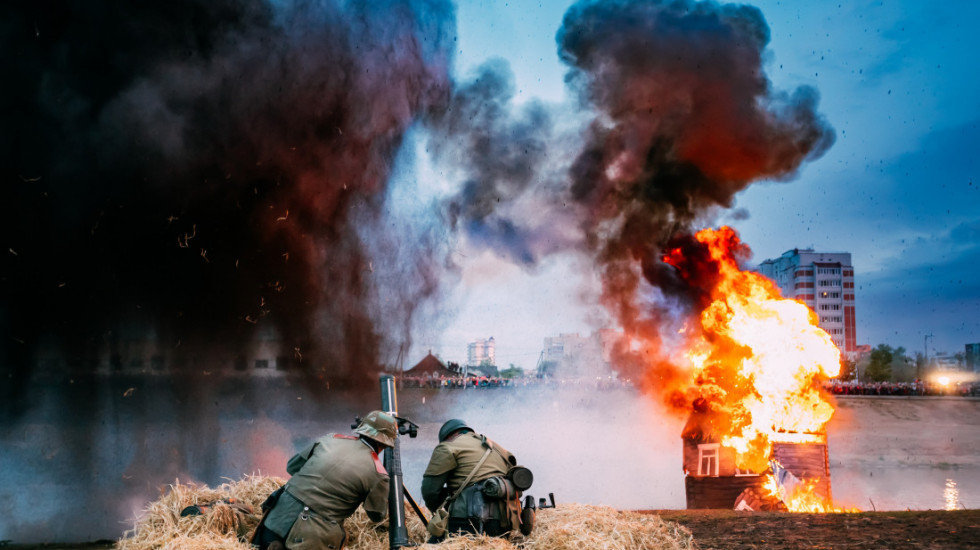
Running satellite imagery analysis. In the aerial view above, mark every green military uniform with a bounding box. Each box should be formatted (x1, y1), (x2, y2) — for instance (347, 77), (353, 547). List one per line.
(265, 434), (389, 549)
(422, 431), (517, 536)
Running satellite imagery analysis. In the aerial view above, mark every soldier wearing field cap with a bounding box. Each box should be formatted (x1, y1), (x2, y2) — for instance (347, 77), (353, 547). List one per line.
(252, 410), (396, 550)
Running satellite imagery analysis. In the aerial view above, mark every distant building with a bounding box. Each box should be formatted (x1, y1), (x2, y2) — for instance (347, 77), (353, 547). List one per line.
(405, 350), (459, 378)
(932, 351), (962, 370)
(757, 249), (856, 356)
(967, 343), (980, 373)
(537, 329), (619, 378)
(467, 337), (495, 367)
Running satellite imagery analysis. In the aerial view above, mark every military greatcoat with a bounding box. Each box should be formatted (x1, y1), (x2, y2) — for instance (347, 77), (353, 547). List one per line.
(265, 434), (389, 549)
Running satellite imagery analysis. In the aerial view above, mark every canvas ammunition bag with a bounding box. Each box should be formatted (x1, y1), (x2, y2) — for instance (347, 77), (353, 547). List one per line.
(427, 507), (451, 538)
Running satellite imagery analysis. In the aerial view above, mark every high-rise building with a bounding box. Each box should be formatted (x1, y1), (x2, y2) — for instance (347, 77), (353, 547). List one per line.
(757, 249), (856, 355)
(467, 337), (495, 367)
(965, 343), (980, 373)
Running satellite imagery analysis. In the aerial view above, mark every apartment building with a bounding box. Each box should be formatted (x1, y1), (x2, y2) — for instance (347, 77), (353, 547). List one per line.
(467, 336), (496, 367)
(757, 248), (856, 355)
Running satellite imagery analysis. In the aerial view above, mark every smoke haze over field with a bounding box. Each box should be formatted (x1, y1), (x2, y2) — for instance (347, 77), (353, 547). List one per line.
(1, 0), (457, 404)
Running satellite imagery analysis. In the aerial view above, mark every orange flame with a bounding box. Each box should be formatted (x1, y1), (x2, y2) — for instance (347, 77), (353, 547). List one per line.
(665, 227), (846, 511)
(763, 474), (856, 513)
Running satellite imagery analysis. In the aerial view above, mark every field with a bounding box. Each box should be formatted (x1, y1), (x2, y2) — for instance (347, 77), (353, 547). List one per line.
(6, 509), (980, 550)
(656, 509), (980, 549)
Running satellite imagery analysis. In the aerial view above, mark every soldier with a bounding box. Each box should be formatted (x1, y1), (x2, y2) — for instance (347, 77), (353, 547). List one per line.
(253, 411), (396, 550)
(421, 418), (524, 542)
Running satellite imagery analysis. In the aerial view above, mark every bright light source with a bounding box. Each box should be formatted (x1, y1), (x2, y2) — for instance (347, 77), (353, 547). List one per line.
(937, 376), (951, 386)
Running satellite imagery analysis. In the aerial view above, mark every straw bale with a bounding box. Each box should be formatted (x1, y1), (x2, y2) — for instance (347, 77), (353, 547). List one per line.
(526, 503), (695, 550)
(116, 475), (284, 550)
(117, 476), (694, 550)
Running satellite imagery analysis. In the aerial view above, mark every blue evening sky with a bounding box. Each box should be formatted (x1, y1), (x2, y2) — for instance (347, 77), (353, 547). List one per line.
(412, 0), (979, 367)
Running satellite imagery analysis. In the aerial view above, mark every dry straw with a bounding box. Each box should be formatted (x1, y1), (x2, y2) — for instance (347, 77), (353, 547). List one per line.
(117, 476), (695, 550)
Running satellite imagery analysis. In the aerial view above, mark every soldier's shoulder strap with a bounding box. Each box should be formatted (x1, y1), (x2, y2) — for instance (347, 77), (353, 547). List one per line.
(482, 435), (517, 467)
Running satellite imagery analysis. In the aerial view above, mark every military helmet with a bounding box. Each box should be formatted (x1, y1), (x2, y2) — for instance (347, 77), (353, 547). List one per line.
(438, 418), (472, 442)
(355, 410), (397, 448)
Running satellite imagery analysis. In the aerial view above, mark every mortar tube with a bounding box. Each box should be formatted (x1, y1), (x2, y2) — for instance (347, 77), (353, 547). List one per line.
(380, 374), (411, 549)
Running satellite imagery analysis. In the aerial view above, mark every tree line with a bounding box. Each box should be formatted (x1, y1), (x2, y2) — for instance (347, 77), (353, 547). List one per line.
(839, 344), (969, 382)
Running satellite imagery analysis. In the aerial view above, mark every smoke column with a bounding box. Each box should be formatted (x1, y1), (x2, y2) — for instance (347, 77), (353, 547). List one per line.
(1, 0), (456, 407)
(0, 1), (456, 540)
(554, 0), (834, 402)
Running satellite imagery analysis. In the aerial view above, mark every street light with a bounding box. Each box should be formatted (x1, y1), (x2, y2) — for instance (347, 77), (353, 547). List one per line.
(924, 333), (934, 375)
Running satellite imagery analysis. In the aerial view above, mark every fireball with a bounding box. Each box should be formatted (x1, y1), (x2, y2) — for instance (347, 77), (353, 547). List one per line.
(665, 227), (848, 511)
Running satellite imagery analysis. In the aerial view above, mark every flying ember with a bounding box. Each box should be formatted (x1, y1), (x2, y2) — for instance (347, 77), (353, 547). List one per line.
(665, 226), (850, 512)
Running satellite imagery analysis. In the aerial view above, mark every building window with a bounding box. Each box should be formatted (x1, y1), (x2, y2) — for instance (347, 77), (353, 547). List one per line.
(698, 443), (720, 476)
(735, 467), (757, 477)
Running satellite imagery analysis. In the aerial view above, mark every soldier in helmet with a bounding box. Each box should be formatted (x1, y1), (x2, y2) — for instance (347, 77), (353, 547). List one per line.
(252, 411), (396, 550)
(421, 418), (523, 541)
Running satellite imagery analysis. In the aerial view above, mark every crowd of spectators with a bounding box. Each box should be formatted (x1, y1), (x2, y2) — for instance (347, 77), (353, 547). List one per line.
(396, 372), (980, 396)
(824, 379), (980, 397)
(395, 373), (632, 390)
(398, 374), (514, 389)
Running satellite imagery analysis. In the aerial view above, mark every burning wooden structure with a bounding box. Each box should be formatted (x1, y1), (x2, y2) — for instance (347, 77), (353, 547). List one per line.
(681, 405), (832, 510)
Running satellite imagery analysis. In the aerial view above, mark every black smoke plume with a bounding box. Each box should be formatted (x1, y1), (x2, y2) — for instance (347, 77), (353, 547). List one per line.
(1, 0), (456, 412)
(558, 0), (835, 391)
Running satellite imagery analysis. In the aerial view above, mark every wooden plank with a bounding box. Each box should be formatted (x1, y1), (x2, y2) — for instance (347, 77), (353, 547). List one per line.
(686, 476), (766, 509)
